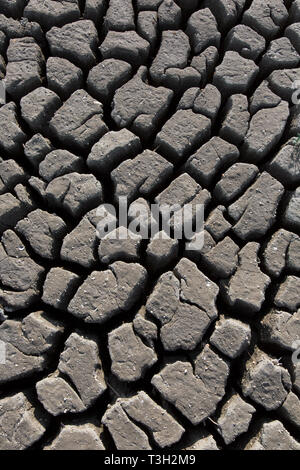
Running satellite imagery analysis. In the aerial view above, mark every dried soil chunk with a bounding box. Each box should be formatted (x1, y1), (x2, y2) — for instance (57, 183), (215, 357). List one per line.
(274, 276), (300, 312)
(0, 14), (43, 43)
(146, 232), (179, 271)
(98, 227), (142, 264)
(44, 424), (105, 450)
(184, 432), (219, 450)
(0, 103), (26, 156)
(228, 172), (284, 241)
(187, 229), (216, 263)
(87, 59), (132, 103)
(186, 137), (238, 186)
(288, 104), (300, 137)
(46, 57), (83, 100)
(133, 309), (158, 346)
(260, 37), (299, 75)
(220, 94), (250, 145)
(0, 230), (44, 306)
(108, 323), (157, 382)
(87, 129), (141, 175)
(100, 31), (150, 65)
(121, 392), (184, 448)
(202, 237), (239, 279)
(210, 317), (251, 359)
(163, 67), (202, 93)
(290, 0), (300, 23)
(179, 85), (221, 121)
(287, 237), (300, 273)
(186, 228), (215, 262)
(25, 181), (46, 201)
(0, 311), (64, 384)
(16, 209), (67, 260)
(102, 402), (151, 450)
(225, 24), (266, 60)
(155, 110), (211, 163)
(111, 150), (173, 202)
(60, 213), (99, 269)
(36, 376), (86, 416)
(193, 85), (221, 120)
(49, 90), (107, 151)
(20, 87), (62, 133)
(250, 80), (281, 115)
(186, 8), (220, 54)
(0, 393), (46, 450)
(217, 394), (256, 445)
(68, 262), (147, 324)
(128, 198), (155, 237)
(5, 37), (44, 99)
(0, 290), (39, 312)
(24, 134), (53, 169)
(205, 0), (246, 32)
(146, 258), (219, 351)
(268, 68), (300, 102)
(158, 0), (181, 30)
(0, 160), (26, 195)
(14, 184), (35, 211)
(137, 11), (158, 48)
(105, 0), (135, 31)
(242, 348), (291, 410)
(39, 149), (84, 182)
(191, 46), (219, 85)
(42, 268), (80, 310)
(0, 0), (26, 18)
(112, 67), (173, 138)
(45, 172), (103, 218)
(214, 163), (258, 203)
(150, 30), (190, 86)
(261, 309), (300, 352)
(84, 0), (106, 23)
(137, 0), (162, 10)
(24, 0), (80, 30)
(283, 187), (300, 231)
(155, 173), (211, 232)
(58, 332), (107, 407)
(0, 55), (5, 81)
(285, 22), (300, 54)
(222, 242), (271, 314)
(279, 392), (300, 429)
(269, 143), (300, 186)
(0, 31), (6, 55)
(0, 193), (28, 232)
(242, 0), (288, 40)
(206, 208), (230, 239)
(246, 420), (300, 450)
(46, 20), (98, 69)
(152, 348), (229, 425)
(293, 363), (300, 395)
(213, 51), (259, 96)
(263, 229), (298, 277)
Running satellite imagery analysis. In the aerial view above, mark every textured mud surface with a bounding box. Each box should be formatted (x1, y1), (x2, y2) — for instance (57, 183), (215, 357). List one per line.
(0, 0), (299, 451)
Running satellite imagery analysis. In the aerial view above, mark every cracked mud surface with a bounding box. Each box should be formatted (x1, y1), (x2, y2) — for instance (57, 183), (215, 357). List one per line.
(0, 0), (299, 451)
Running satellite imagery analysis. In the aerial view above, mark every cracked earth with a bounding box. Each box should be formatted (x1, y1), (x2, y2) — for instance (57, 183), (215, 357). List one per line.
(0, 0), (299, 451)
